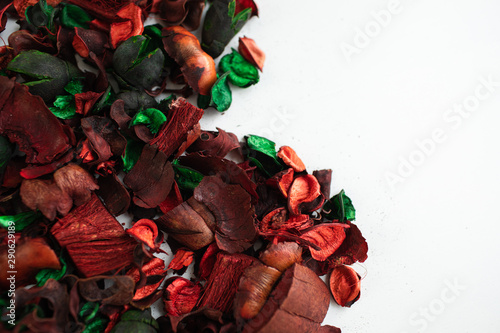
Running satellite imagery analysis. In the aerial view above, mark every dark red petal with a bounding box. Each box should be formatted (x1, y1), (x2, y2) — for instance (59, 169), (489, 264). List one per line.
(127, 257), (166, 301)
(301, 224), (348, 261)
(287, 174), (322, 215)
(164, 277), (203, 316)
(20, 178), (73, 220)
(53, 163), (99, 206)
(167, 249), (194, 271)
(187, 127), (240, 158)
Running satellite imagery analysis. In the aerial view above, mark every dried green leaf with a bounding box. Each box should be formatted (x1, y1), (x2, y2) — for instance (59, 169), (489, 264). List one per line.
(172, 159), (204, 191)
(0, 211), (42, 232)
(219, 49), (259, 87)
(36, 256), (67, 286)
(210, 71), (232, 112)
(50, 95), (76, 119)
(122, 139), (144, 173)
(59, 4), (92, 29)
(129, 108), (167, 134)
(323, 189), (356, 221)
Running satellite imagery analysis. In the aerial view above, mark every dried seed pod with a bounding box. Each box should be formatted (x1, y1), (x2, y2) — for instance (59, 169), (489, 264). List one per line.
(259, 242), (302, 272)
(243, 264), (330, 333)
(329, 265), (361, 307)
(162, 26), (217, 95)
(234, 262), (282, 320)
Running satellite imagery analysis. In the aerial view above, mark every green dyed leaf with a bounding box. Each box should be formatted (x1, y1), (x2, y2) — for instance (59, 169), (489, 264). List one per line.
(59, 4), (92, 29)
(50, 95), (76, 119)
(36, 256), (67, 286)
(129, 108), (167, 134)
(172, 160), (204, 191)
(210, 71), (232, 112)
(79, 302), (109, 333)
(197, 94), (211, 109)
(110, 309), (159, 333)
(247, 135), (277, 159)
(219, 49), (259, 87)
(122, 139), (144, 173)
(231, 7), (252, 29)
(25, 0), (56, 31)
(64, 78), (85, 95)
(323, 189), (356, 222)
(0, 136), (13, 171)
(246, 135), (282, 176)
(0, 211), (41, 232)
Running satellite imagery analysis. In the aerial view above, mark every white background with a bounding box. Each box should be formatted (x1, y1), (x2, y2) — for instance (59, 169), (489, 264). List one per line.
(3, 1), (500, 332)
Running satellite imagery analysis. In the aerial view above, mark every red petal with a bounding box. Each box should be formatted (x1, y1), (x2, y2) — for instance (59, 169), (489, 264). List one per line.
(164, 277), (203, 316)
(265, 168), (294, 197)
(127, 257), (166, 301)
(109, 3), (144, 49)
(126, 218), (162, 250)
(287, 174), (322, 215)
(167, 249), (194, 271)
(301, 224), (348, 261)
(278, 146), (306, 172)
(238, 37), (265, 71)
(329, 265), (361, 307)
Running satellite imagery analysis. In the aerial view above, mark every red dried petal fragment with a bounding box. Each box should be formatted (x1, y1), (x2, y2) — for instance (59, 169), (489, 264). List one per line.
(150, 98), (204, 158)
(0, 77), (72, 165)
(259, 242), (302, 272)
(157, 0), (205, 31)
(235, 0), (258, 16)
(243, 264), (329, 333)
(50, 193), (137, 277)
(124, 144), (174, 208)
(159, 181), (183, 214)
(198, 242), (220, 280)
(187, 127), (240, 158)
(157, 197), (215, 250)
(162, 27), (217, 95)
(0, 237), (60, 289)
(164, 277), (203, 317)
(287, 174), (322, 215)
(235, 262), (281, 320)
(127, 257), (166, 301)
(265, 168), (294, 197)
(15, 279), (70, 332)
(109, 3), (144, 49)
(8, 30), (56, 56)
(174, 122), (201, 159)
(66, 0), (132, 21)
(81, 116), (127, 163)
(199, 252), (257, 313)
(259, 207), (312, 234)
(329, 265), (361, 307)
(79, 139), (97, 163)
(75, 91), (105, 116)
(126, 219), (162, 251)
(20, 178), (72, 220)
(20, 148), (74, 179)
(238, 37), (265, 71)
(277, 146), (306, 172)
(301, 224), (348, 261)
(329, 221), (368, 267)
(78, 275), (135, 306)
(73, 27), (109, 58)
(194, 176), (257, 253)
(179, 153), (259, 201)
(13, 0), (61, 18)
(168, 248), (194, 271)
(313, 169), (332, 200)
(53, 163), (99, 206)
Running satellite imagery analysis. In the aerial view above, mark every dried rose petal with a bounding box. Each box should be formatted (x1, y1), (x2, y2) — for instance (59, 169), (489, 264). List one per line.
(127, 257), (166, 301)
(159, 181), (183, 214)
(164, 277), (203, 316)
(239, 37), (265, 71)
(168, 249), (195, 271)
(53, 163), (99, 206)
(313, 169), (333, 200)
(329, 265), (361, 307)
(265, 168), (294, 197)
(287, 174), (322, 215)
(278, 146), (306, 172)
(126, 218), (163, 251)
(72, 27), (109, 58)
(20, 178), (72, 220)
(198, 242), (220, 280)
(187, 127), (240, 158)
(8, 30), (56, 56)
(301, 224), (348, 261)
(109, 3), (144, 49)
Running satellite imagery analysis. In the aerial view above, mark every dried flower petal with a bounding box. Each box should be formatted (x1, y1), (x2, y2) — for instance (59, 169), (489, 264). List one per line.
(265, 168), (294, 197)
(301, 224), (348, 262)
(127, 257), (166, 301)
(157, 0), (205, 31)
(329, 265), (361, 307)
(187, 127), (239, 158)
(277, 146), (306, 172)
(126, 219), (163, 251)
(287, 174), (322, 215)
(20, 178), (73, 220)
(109, 3), (144, 49)
(53, 163), (99, 206)
(238, 36), (265, 71)
(168, 249), (194, 271)
(164, 277), (203, 316)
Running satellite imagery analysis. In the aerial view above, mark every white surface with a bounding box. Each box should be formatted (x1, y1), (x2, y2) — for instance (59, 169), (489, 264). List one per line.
(3, 1), (500, 332)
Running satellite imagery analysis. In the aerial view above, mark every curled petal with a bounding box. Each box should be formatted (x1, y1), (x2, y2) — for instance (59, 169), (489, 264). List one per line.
(53, 163), (99, 206)
(20, 178), (72, 220)
(287, 174), (322, 215)
(329, 265), (361, 307)
(238, 37), (265, 71)
(164, 277), (203, 316)
(109, 3), (144, 49)
(278, 146), (306, 172)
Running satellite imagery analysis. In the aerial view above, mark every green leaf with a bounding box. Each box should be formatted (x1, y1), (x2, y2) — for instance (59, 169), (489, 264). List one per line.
(79, 302), (109, 333)
(246, 135), (282, 176)
(64, 78), (85, 95)
(36, 256), (67, 286)
(0, 211), (41, 232)
(172, 160), (204, 191)
(210, 71), (232, 112)
(219, 49), (259, 87)
(50, 95), (76, 119)
(122, 139), (144, 173)
(110, 309), (159, 333)
(129, 108), (167, 134)
(323, 189), (356, 222)
(59, 4), (92, 29)
(197, 94), (211, 109)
